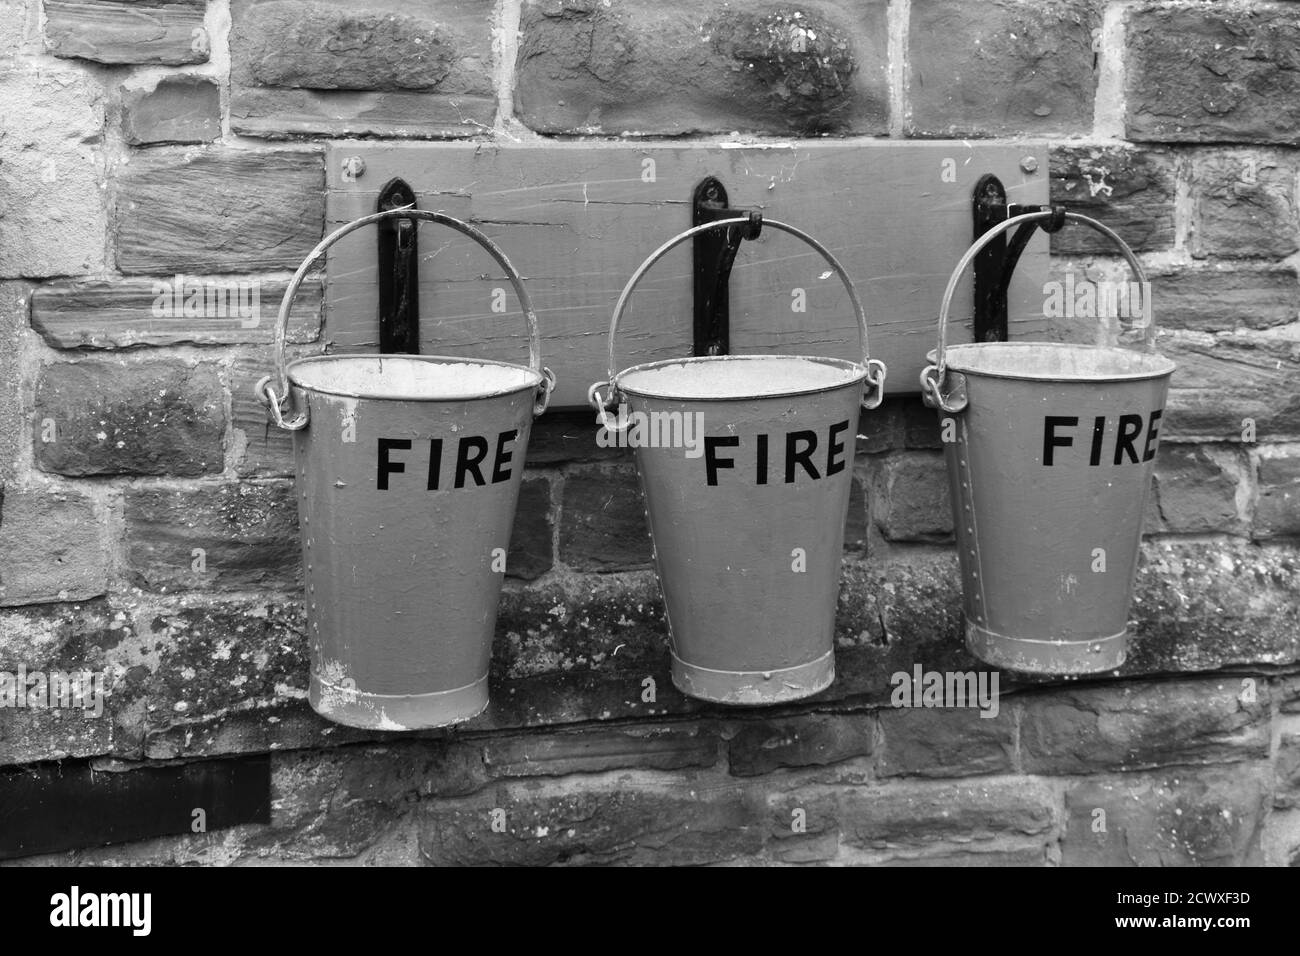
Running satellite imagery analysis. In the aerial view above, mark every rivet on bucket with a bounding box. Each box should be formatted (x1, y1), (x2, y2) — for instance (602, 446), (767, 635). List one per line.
(921, 210), (1174, 676)
(257, 208), (556, 730)
(592, 217), (887, 706)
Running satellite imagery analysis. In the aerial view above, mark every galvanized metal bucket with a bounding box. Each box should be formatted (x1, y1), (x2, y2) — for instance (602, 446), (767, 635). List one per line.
(920, 211), (1174, 675)
(257, 209), (555, 730)
(590, 219), (887, 704)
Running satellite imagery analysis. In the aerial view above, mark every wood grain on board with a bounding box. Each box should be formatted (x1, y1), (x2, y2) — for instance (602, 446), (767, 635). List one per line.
(324, 141), (1050, 407)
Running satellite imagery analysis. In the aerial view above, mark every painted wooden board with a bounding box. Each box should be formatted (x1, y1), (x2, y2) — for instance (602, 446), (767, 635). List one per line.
(325, 141), (1049, 407)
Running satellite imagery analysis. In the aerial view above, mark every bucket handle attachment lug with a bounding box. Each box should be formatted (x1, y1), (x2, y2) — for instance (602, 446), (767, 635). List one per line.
(860, 358), (887, 412)
(259, 207), (554, 430)
(253, 375), (308, 431)
(924, 209), (1153, 415)
(596, 217), (885, 414)
(920, 365), (968, 415)
(535, 367), (557, 417)
(586, 380), (629, 434)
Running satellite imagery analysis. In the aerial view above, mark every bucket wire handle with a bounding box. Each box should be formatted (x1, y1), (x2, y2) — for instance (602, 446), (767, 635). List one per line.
(921, 209), (1151, 414)
(256, 207), (555, 431)
(589, 217), (886, 428)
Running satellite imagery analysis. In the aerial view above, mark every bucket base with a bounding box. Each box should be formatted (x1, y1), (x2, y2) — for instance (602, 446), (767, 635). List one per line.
(309, 672), (488, 730)
(670, 650), (834, 705)
(965, 620), (1127, 675)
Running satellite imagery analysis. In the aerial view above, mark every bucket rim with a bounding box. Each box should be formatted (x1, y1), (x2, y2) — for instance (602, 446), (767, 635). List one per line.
(286, 353), (545, 402)
(926, 342), (1176, 383)
(612, 354), (868, 402)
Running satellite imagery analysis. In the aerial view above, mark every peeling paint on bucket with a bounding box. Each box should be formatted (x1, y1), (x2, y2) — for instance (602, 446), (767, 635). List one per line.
(593, 218), (886, 705)
(923, 210), (1174, 675)
(932, 343), (1173, 674)
(258, 209), (555, 729)
(291, 355), (543, 730)
(620, 355), (870, 703)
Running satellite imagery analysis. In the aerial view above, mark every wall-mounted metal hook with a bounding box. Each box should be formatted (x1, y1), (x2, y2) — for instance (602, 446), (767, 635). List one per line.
(377, 177), (420, 354)
(972, 174), (1010, 343)
(692, 176), (762, 357)
(972, 174), (1066, 343)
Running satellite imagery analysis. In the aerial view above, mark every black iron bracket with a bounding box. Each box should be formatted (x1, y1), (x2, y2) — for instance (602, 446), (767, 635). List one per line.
(692, 176), (763, 357)
(377, 177), (420, 354)
(972, 174), (1067, 343)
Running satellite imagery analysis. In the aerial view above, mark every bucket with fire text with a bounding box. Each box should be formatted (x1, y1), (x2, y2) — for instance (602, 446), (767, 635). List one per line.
(257, 209), (555, 730)
(920, 209), (1174, 675)
(589, 219), (887, 704)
